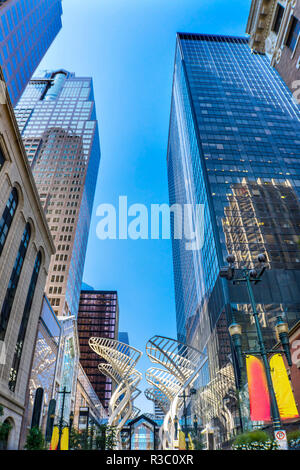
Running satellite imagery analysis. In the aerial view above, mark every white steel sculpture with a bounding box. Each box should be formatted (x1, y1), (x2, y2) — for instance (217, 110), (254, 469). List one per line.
(89, 337), (142, 448)
(144, 387), (170, 416)
(194, 363), (236, 439)
(145, 336), (206, 450)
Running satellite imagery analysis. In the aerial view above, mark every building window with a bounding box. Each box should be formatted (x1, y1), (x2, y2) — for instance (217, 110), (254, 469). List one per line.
(8, 251), (42, 392)
(0, 188), (18, 257)
(0, 146), (5, 171)
(272, 4), (285, 34)
(286, 16), (300, 51)
(0, 223), (31, 341)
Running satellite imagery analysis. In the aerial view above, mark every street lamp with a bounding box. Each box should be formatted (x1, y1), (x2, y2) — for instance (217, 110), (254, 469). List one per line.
(193, 414), (198, 433)
(69, 410), (74, 429)
(220, 253), (293, 433)
(57, 387), (71, 451)
(174, 415), (179, 440)
(178, 387), (197, 450)
(228, 321), (244, 373)
(275, 316), (292, 366)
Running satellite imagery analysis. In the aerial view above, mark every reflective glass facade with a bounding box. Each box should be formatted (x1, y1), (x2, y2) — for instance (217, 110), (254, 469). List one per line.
(77, 290), (119, 410)
(131, 421), (154, 450)
(167, 33), (300, 445)
(23, 296), (61, 436)
(0, 0), (62, 105)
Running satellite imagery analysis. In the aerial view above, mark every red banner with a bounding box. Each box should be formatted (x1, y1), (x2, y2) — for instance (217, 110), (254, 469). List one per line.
(246, 355), (271, 421)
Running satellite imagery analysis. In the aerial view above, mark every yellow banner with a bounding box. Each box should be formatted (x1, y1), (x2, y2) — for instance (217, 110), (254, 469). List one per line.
(49, 426), (69, 450)
(270, 354), (299, 420)
(50, 426), (59, 450)
(61, 427), (69, 450)
(178, 430), (194, 450)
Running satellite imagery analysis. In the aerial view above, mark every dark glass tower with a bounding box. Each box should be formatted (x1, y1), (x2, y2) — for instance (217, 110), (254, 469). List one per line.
(0, 0), (63, 105)
(77, 290), (119, 410)
(167, 33), (300, 444)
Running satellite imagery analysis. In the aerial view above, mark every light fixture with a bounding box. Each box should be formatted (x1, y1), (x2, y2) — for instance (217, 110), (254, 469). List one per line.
(275, 316), (292, 366)
(174, 415), (179, 440)
(228, 322), (242, 337)
(193, 414), (198, 432)
(228, 322), (244, 372)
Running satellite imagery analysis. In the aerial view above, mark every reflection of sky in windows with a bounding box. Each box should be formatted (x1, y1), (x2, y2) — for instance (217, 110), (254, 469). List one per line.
(168, 34), (300, 358)
(29, 331), (57, 414)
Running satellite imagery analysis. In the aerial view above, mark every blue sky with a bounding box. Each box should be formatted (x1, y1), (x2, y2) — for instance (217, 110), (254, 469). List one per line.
(39, 0), (252, 413)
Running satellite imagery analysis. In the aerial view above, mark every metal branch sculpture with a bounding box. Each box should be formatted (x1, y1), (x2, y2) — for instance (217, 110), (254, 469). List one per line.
(145, 336), (206, 450)
(89, 337), (142, 448)
(144, 387), (170, 415)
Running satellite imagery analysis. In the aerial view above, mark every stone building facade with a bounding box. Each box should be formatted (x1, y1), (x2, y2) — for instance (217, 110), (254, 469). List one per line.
(246, 0), (300, 93)
(0, 69), (55, 449)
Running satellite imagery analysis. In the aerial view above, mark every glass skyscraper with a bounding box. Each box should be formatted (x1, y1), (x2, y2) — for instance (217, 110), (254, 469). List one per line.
(14, 70), (101, 418)
(167, 33), (300, 446)
(0, 0), (63, 106)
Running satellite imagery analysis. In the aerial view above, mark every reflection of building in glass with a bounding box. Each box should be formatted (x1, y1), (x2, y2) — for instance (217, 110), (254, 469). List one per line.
(154, 401), (165, 421)
(77, 290), (119, 410)
(167, 33), (300, 447)
(132, 421), (154, 450)
(194, 363), (238, 449)
(19, 296), (61, 448)
(20, 296), (107, 446)
(222, 180), (300, 269)
(121, 414), (159, 450)
(74, 363), (107, 430)
(118, 332), (129, 346)
(0, 0), (63, 105)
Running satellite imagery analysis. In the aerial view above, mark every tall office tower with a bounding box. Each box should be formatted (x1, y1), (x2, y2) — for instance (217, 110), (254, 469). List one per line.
(167, 33), (300, 445)
(77, 290), (119, 410)
(15, 70), (101, 319)
(0, 0), (63, 106)
(14, 70), (101, 420)
(153, 401), (164, 421)
(118, 331), (129, 346)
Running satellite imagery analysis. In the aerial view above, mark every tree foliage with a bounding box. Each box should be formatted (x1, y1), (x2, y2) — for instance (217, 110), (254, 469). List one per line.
(95, 424), (117, 450)
(232, 429), (278, 450)
(24, 427), (45, 450)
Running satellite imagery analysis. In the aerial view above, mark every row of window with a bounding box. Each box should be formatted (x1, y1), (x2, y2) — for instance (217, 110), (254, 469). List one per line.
(0, 178), (42, 391)
(272, 5), (300, 52)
